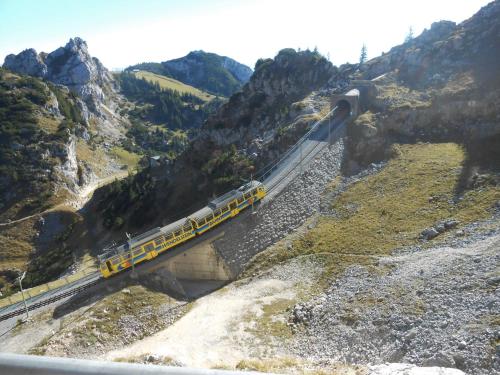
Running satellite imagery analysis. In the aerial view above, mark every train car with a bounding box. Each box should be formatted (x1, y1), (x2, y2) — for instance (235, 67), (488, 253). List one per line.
(98, 180), (266, 278)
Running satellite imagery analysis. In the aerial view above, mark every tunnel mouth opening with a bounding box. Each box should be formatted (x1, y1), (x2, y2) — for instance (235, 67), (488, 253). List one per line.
(335, 99), (351, 116)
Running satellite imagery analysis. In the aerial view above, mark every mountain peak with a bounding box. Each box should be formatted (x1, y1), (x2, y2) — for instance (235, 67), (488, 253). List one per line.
(3, 37), (112, 107)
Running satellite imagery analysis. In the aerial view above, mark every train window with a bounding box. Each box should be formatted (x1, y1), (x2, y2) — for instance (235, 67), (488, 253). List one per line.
(206, 214), (214, 222)
(165, 233), (173, 240)
(174, 230), (182, 237)
(112, 258), (121, 265)
(154, 237), (165, 246)
(143, 243), (154, 252)
(197, 218), (206, 226)
(132, 249), (142, 256)
(229, 201), (237, 210)
(214, 209), (222, 217)
(252, 188), (257, 195)
(222, 205), (229, 213)
(183, 224), (192, 232)
(237, 197), (244, 204)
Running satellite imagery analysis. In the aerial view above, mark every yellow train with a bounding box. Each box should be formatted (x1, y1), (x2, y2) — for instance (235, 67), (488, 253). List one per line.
(98, 180), (266, 278)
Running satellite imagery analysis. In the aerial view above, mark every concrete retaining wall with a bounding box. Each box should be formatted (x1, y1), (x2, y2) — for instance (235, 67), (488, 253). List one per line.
(148, 233), (232, 281)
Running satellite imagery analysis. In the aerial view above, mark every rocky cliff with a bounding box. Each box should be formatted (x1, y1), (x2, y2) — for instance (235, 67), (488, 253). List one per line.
(346, 0), (500, 172)
(0, 38), (132, 221)
(4, 37), (115, 122)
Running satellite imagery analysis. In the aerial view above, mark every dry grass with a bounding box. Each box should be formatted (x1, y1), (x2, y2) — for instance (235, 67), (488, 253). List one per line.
(37, 115), (60, 134)
(75, 140), (109, 177)
(235, 357), (365, 374)
(29, 285), (181, 355)
(113, 354), (177, 365)
(375, 80), (431, 110)
(242, 297), (295, 345)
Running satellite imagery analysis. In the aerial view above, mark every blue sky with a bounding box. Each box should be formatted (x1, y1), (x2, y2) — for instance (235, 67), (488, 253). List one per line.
(0, 0), (492, 70)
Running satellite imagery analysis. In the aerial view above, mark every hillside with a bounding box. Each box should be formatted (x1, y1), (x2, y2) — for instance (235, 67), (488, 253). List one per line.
(116, 72), (224, 159)
(127, 50), (253, 97)
(0, 39), (134, 295)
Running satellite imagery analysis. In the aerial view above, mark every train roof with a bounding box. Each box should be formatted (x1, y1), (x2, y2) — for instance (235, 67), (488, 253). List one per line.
(189, 206), (213, 221)
(209, 190), (242, 210)
(160, 217), (187, 235)
(208, 180), (262, 210)
(238, 180), (262, 192)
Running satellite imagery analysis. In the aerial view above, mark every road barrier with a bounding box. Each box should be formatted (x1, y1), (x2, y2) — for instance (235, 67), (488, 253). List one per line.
(0, 353), (270, 375)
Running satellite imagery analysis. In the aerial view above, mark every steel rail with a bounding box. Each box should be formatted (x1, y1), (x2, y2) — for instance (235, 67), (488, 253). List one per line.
(263, 115), (349, 195)
(254, 107), (338, 182)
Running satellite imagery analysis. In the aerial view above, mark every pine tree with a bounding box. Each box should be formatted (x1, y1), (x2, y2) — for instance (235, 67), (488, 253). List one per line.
(359, 44), (367, 65)
(405, 26), (414, 43)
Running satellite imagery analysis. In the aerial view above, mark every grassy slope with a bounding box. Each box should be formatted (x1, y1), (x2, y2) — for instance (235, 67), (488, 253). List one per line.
(110, 146), (141, 170)
(248, 143), (500, 281)
(134, 71), (216, 102)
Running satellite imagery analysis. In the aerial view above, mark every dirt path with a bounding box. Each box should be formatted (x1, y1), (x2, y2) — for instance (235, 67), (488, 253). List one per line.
(67, 171), (129, 210)
(106, 278), (296, 367)
(0, 171), (128, 227)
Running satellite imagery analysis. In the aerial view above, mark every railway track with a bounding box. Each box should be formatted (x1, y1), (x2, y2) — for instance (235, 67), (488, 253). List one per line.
(0, 108), (349, 321)
(262, 111), (349, 197)
(0, 276), (101, 322)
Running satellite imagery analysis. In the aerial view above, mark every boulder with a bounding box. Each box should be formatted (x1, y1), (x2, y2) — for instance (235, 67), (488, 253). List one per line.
(420, 227), (439, 240)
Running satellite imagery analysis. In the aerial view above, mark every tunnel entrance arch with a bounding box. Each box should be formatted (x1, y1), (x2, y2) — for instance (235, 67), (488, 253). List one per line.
(330, 89), (359, 118)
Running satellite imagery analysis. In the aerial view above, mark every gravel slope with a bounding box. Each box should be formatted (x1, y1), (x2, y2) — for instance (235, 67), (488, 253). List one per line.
(292, 232), (500, 375)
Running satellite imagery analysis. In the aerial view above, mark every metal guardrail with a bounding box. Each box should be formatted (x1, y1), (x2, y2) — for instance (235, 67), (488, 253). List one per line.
(0, 353), (270, 375)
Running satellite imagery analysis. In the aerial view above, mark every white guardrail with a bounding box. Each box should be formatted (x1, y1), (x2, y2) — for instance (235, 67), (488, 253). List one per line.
(0, 353), (272, 375)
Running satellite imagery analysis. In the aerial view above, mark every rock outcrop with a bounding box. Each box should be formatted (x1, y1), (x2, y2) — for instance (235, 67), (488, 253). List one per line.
(4, 37), (113, 114)
(345, 0), (500, 171)
(3, 48), (48, 77)
(200, 48), (339, 149)
(360, 0), (500, 87)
